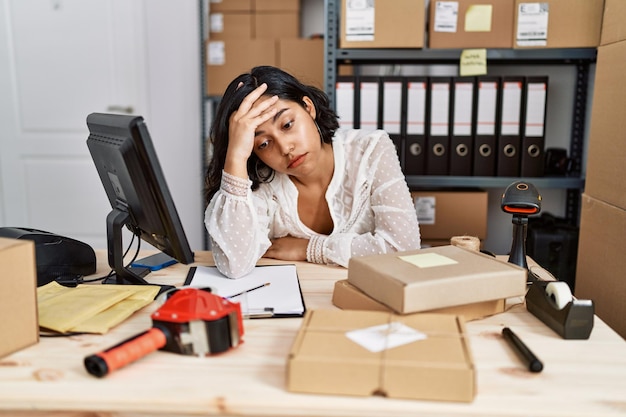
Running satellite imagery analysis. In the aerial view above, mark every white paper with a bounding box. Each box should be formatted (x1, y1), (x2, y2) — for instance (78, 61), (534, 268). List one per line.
(516, 3), (549, 46)
(433, 1), (459, 33)
(187, 264), (304, 317)
(345, 0), (375, 41)
(346, 322), (427, 352)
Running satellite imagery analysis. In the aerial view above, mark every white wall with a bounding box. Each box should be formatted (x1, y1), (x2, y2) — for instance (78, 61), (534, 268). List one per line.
(144, 0), (203, 251)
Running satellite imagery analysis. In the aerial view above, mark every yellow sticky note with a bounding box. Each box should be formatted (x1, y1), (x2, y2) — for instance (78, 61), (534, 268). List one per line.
(398, 253), (458, 268)
(460, 49), (487, 76)
(465, 5), (492, 32)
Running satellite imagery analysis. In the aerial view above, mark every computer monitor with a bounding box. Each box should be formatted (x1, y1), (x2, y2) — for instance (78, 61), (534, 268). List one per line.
(86, 112), (194, 293)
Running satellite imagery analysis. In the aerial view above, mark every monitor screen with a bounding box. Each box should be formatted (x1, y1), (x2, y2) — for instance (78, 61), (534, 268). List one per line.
(86, 112), (194, 292)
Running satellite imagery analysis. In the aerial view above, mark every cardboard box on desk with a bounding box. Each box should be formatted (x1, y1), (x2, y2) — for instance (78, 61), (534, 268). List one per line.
(0, 238), (39, 358)
(287, 309), (475, 402)
(347, 245), (526, 314)
(333, 279), (505, 321)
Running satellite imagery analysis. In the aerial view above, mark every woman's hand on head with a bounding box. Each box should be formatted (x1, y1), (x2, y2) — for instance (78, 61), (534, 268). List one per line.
(263, 236), (308, 262)
(224, 83), (279, 178)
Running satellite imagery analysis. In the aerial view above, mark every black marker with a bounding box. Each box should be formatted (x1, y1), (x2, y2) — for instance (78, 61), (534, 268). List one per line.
(502, 327), (544, 373)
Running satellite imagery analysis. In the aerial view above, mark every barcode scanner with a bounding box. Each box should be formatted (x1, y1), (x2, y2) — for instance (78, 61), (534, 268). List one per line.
(501, 181), (541, 276)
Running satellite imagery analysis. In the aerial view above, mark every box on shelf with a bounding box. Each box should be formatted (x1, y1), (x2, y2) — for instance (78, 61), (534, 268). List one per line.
(411, 190), (488, 240)
(347, 245), (527, 314)
(254, 12), (300, 39)
(208, 0), (253, 13)
(0, 238), (39, 359)
(278, 38), (324, 89)
(205, 39), (277, 96)
(585, 39), (626, 210)
(287, 309), (475, 402)
(208, 12), (254, 40)
(429, 0), (515, 49)
(255, 0), (300, 12)
(600, 0), (626, 45)
(340, 0), (425, 48)
(513, 0), (604, 48)
(332, 279), (506, 320)
(576, 194), (626, 339)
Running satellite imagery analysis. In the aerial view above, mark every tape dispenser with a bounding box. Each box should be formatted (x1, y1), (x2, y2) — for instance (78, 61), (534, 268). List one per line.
(501, 181), (594, 340)
(84, 287), (244, 377)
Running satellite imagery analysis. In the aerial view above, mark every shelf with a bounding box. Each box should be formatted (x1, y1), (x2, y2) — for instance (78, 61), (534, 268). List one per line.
(405, 176), (585, 189)
(333, 48), (597, 64)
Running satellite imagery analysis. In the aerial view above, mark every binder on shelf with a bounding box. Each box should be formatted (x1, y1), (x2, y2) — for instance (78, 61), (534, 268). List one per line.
(426, 76), (452, 176)
(381, 76), (405, 164)
(335, 76), (356, 129)
(497, 76), (524, 177)
(473, 76), (500, 176)
(404, 77), (428, 176)
(450, 77), (476, 176)
(520, 76), (549, 177)
(355, 76), (381, 131)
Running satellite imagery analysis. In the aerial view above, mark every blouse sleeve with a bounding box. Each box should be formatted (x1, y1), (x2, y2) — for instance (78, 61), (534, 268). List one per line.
(204, 171), (272, 278)
(308, 134), (421, 267)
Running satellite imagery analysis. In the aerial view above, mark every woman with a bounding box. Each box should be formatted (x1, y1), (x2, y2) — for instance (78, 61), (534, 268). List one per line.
(204, 66), (420, 278)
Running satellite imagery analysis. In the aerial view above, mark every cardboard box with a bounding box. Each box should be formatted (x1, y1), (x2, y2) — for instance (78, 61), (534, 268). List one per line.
(0, 238), (39, 358)
(575, 194), (626, 339)
(333, 279), (506, 320)
(340, 0), (425, 48)
(254, 12), (300, 39)
(429, 0), (515, 49)
(513, 0), (604, 48)
(287, 309), (475, 402)
(205, 39), (277, 96)
(255, 0), (300, 12)
(209, 0), (253, 13)
(347, 245), (526, 314)
(412, 190), (488, 240)
(585, 39), (626, 210)
(208, 12), (254, 40)
(600, 0), (626, 45)
(278, 38), (324, 89)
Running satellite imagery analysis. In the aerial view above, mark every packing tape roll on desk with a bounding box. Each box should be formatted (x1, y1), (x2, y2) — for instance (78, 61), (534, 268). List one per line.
(450, 236), (481, 252)
(545, 281), (573, 310)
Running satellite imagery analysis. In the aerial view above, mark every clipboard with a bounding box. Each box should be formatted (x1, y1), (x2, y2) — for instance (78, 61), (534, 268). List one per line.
(184, 265), (306, 318)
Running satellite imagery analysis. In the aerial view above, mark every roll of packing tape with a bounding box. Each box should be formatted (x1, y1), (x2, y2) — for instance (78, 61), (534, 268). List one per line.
(545, 282), (573, 310)
(450, 235), (481, 252)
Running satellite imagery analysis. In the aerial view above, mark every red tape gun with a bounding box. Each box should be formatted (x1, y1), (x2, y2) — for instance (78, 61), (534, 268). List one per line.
(84, 287), (244, 377)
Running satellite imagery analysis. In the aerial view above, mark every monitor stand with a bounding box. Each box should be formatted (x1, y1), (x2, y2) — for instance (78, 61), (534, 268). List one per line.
(105, 208), (175, 297)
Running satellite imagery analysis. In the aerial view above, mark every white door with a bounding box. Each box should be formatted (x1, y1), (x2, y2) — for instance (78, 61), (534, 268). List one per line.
(0, 0), (149, 248)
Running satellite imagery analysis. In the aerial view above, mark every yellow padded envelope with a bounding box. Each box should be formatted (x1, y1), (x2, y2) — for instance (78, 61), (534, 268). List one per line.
(37, 282), (159, 334)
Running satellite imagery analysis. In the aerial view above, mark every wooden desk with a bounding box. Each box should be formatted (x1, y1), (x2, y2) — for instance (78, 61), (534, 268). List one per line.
(1, 251), (625, 417)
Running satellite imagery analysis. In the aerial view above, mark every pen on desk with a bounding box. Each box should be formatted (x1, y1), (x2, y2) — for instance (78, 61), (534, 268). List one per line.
(226, 282), (271, 299)
(502, 327), (544, 373)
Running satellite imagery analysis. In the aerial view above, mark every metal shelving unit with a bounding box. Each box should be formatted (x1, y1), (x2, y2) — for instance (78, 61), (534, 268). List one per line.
(323, 0), (596, 224)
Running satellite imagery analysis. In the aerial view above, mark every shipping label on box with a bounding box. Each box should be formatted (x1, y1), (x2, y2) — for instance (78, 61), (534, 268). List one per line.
(348, 245), (527, 314)
(0, 238), (39, 358)
(287, 309), (476, 402)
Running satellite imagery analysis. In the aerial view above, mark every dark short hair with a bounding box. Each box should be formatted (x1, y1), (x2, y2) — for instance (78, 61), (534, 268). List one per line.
(204, 66), (339, 206)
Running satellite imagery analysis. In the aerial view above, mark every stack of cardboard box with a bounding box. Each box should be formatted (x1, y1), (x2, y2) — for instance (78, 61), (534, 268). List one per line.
(575, 0), (626, 339)
(205, 0), (323, 96)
